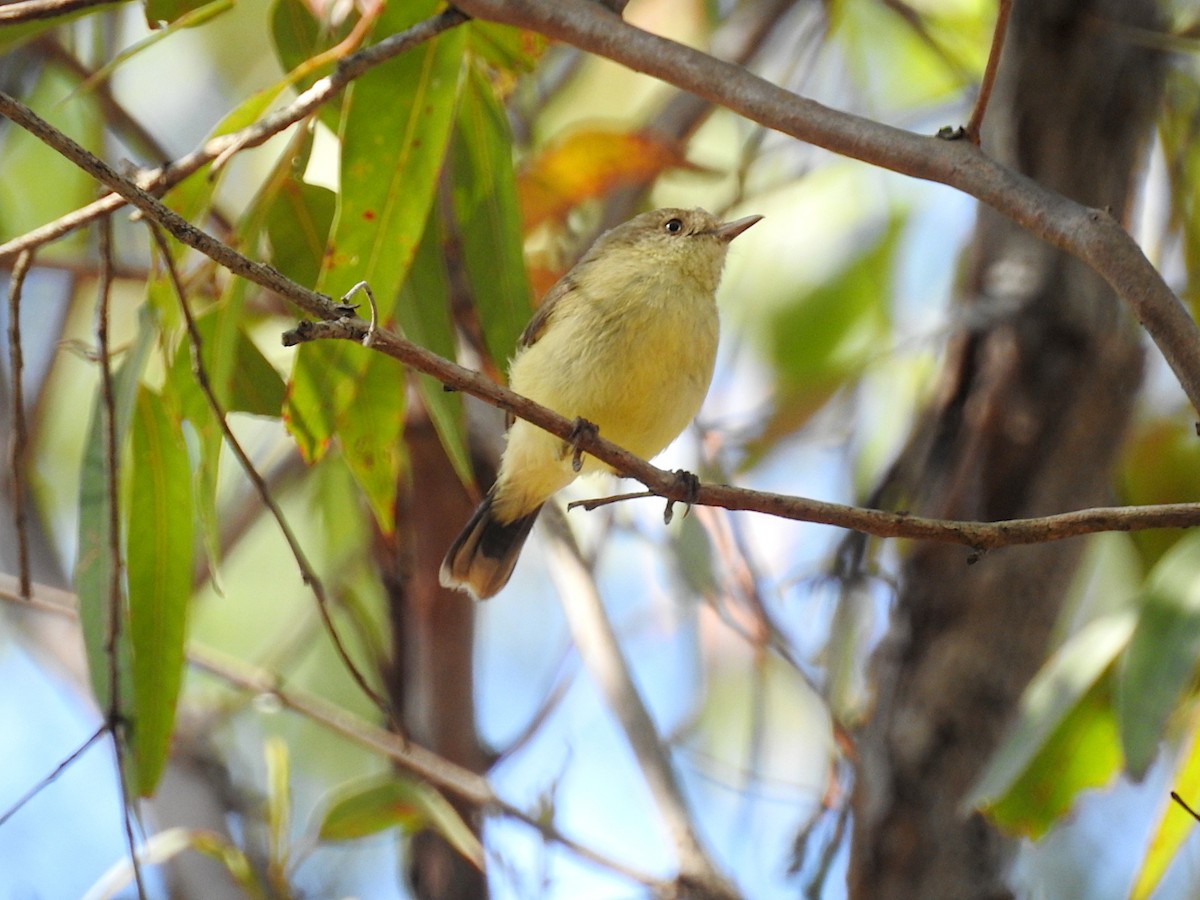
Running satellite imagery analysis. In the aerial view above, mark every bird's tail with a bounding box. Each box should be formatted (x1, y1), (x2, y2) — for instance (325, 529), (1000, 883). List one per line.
(439, 489), (542, 600)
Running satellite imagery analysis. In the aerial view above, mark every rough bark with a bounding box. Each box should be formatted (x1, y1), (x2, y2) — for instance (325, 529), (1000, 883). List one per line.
(380, 410), (491, 899)
(849, 1), (1164, 897)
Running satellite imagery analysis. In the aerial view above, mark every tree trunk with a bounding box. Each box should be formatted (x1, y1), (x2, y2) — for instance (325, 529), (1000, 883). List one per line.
(380, 409), (491, 899)
(849, 1), (1164, 896)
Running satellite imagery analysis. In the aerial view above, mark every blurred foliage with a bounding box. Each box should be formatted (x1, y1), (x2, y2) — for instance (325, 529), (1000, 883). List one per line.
(4, 0), (1200, 897)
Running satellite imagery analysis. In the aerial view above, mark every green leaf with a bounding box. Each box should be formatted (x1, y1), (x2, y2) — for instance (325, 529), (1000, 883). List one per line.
(128, 387), (194, 795)
(76, 306), (158, 717)
(318, 775), (483, 869)
(145, 0), (219, 27)
(1118, 532), (1200, 777)
(319, 2), (466, 302)
(969, 611), (1136, 812)
(266, 179), (337, 288)
(336, 347), (408, 532)
(0, 65), (102, 255)
(394, 213), (473, 488)
(984, 677), (1121, 839)
(1130, 706), (1200, 899)
(287, 2), (464, 471)
(451, 63), (532, 368)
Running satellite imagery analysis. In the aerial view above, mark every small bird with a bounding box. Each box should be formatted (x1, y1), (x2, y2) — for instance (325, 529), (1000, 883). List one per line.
(440, 206), (762, 599)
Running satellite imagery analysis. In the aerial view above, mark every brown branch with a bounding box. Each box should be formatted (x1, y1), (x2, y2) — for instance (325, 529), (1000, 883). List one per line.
(6, 70), (1198, 552)
(0, 0), (124, 23)
(450, 0), (1200, 419)
(283, 317), (1200, 550)
(7, 250), (34, 599)
(0, 9), (467, 263)
(965, 0), (1012, 144)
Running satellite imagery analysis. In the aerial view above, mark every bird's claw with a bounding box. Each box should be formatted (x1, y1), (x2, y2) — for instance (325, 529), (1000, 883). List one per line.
(664, 469), (700, 524)
(567, 417), (599, 472)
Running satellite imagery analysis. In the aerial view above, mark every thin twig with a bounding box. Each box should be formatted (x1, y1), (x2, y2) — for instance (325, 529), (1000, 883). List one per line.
(0, 574), (672, 894)
(281, 318), (1200, 551)
(146, 224), (397, 731)
(0, 0), (124, 23)
(0, 725), (108, 827)
(965, 0), (1012, 144)
(542, 506), (738, 898)
(95, 215), (148, 900)
(0, 9), (467, 262)
(7, 250), (34, 599)
(1171, 790), (1200, 823)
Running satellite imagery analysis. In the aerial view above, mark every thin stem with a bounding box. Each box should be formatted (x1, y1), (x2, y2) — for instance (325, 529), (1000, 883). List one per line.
(7, 250), (34, 598)
(147, 224), (397, 730)
(95, 216), (148, 900)
(0, 725), (108, 827)
(965, 0), (1012, 144)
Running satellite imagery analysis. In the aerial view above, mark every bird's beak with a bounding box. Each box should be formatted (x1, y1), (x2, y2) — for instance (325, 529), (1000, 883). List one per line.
(713, 214), (763, 242)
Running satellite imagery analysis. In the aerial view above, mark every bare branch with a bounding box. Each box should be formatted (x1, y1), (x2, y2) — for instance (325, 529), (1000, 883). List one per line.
(451, 0), (1200, 419)
(6, 250), (34, 599)
(0, 0), (124, 24)
(965, 0), (1013, 144)
(283, 317), (1200, 549)
(543, 506), (738, 898)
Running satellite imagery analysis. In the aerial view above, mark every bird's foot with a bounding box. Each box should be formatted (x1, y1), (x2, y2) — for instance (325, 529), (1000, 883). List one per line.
(664, 469), (701, 524)
(567, 417), (599, 473)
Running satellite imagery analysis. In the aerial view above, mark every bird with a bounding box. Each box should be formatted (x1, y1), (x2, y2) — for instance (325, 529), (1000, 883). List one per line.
(439, 206), (761, 599)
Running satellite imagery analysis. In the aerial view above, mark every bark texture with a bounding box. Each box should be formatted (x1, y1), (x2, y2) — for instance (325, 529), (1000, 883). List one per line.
(849, 1), (1163, 897)
(381, 411), (491, 899)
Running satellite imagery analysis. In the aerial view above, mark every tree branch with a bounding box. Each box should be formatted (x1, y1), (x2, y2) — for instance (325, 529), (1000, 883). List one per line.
(0, 0), (124, 23)
(451, 0), (1200, 419)
(5, 77), (1198, 552)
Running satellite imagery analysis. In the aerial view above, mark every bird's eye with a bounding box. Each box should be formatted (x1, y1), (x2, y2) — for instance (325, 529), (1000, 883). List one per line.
(664, 218), (684, 234)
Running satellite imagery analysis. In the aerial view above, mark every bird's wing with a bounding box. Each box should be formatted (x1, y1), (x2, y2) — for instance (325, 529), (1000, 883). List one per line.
(518, 272), (577, 349)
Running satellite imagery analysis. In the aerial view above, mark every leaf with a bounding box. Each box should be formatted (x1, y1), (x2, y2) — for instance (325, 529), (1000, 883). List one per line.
(983, 677), (1121, 839)
(968, 611), (1136, 812)
(393, 213), (473, 488)
(1118, 532), (1200, 777)
(318, 0), (466, 303)
(286, 1), (465, 468)
(144, 0), (220, 27)
(76, 306), (157, 717)
(1120, 415), (1200, 567)
(335, 347), (408, 532)
(517, 129), (697, 231)
(265, 738), (291, 881)
(0, 65), (101, 255)
(1130, 706), (1200, 899)
(128, 387), (194, 796)
(451, 64), (533, 376)
(266, 179), (337, 288)
(318, 775), (484, 869)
